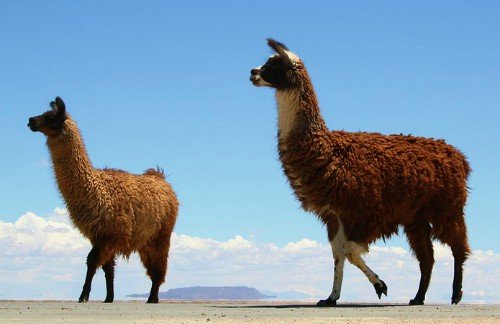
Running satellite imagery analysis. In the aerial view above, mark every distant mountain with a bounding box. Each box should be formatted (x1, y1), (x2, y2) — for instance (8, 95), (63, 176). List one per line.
(127, 286), (276, 300)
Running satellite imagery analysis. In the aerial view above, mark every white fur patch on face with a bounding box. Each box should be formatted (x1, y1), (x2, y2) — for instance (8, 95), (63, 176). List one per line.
(253, 76), (272, 87)
(270, 51), (300, 65)
(284, 50), (300, 63)
(251, 65), (272, 87)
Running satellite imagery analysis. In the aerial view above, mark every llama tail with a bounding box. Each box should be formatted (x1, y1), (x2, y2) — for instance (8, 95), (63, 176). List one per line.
(143, 166), (166, 179)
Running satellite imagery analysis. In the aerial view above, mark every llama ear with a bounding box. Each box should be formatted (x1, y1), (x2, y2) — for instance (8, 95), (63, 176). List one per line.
(267, 38), (293, 66)
(54, 97), (66, 116)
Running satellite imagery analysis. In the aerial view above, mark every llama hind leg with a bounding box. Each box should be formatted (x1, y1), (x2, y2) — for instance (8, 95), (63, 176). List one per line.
(450, 242), (468, 305)
(344, 242), (387, 299)
(404, 221), (434, 305)
(449, 218), (470, 304)
(435, 216), (470, 304)
(139, 242), (170, 304)
(102, 258), (116, 303)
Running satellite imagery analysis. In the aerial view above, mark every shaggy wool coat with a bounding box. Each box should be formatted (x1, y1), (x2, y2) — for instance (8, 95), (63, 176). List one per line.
(47, 117), (178, 257)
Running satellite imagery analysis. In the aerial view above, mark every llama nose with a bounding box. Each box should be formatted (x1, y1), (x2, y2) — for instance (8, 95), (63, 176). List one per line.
(251, 68), (260, 75)
(28, 117), (39, 131)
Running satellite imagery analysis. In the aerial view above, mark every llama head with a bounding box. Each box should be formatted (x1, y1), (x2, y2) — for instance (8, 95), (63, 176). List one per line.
(28, 97), (67, 137)
(250, 39), (302, 89)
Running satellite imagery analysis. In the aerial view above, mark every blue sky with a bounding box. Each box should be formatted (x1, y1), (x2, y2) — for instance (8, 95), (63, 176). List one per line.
(1, 1), (499, 301)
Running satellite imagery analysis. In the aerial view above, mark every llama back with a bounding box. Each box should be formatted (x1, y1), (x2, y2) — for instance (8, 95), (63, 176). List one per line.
(333, 131), (470, 212)
(99, 169), (178, 251)
(279, 129), (470, 242)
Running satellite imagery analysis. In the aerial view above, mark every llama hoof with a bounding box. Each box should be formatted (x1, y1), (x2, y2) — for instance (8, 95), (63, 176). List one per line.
(316, 297), (336, 307)
(78, 294), (89, 303)
(451, 291), (463, 305)
(103, 293), (114, 303)
(373, 280), (388, 299)
(409, 299), (424, 306)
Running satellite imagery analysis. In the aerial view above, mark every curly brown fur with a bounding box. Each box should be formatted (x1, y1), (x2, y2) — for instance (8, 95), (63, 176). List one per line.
(143, 167), (166, 179)
(251, 39), (471, 306)
(28, 97), (179, 303)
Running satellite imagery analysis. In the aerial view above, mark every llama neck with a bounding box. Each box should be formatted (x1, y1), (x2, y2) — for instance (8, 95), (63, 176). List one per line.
(275, 69), (327, 140)
(46, 117), (96, 203)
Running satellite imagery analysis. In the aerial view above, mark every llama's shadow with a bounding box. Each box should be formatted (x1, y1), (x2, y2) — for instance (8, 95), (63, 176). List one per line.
(213, 303), (408, 309)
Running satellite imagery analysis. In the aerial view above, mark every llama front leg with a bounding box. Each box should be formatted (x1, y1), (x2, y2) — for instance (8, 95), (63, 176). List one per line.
(79, 245), (113, 303)
(318, 217), (347, 307)
(79, 247), (99, 303)
(317, 241), (346, 307)
(344, 242), (387, 299)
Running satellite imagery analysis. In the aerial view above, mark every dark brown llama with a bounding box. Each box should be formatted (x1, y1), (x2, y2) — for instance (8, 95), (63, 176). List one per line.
(250, 39), (471, 306)
(28, 97), (179, 303)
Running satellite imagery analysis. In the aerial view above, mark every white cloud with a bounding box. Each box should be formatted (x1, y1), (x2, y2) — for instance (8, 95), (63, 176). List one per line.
(221, 235), (252, 250)
(51, 273), (74, 282)
(0, 211), (89, 257)
(0, 209), (499, 303)
(282, 238), (318, 253)
(370, 246), (407, 256)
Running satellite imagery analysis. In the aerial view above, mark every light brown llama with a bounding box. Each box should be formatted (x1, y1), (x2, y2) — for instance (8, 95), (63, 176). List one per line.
(28, 97), (178, 303)
(250, 39), (471, 306)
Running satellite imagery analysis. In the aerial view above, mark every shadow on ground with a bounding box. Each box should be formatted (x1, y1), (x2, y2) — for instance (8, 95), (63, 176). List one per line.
(214, 303), (409, 309)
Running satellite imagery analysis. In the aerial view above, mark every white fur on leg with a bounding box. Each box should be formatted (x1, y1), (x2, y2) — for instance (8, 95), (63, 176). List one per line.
(345, 242), (383, 285)
(330, 255), (345, 301)
(328, 217), (347, 301)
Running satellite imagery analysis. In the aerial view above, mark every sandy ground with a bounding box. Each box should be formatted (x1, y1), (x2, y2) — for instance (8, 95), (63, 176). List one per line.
(0, 301), (498, 323)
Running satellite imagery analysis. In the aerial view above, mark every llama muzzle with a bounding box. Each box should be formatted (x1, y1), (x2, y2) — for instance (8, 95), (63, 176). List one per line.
(249, 68), (260, 84)
(250, 68), (268, 87)
(28, 117), (39, 131)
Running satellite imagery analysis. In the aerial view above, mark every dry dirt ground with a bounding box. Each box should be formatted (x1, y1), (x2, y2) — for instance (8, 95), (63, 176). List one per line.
(0, 301), (498, 323)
